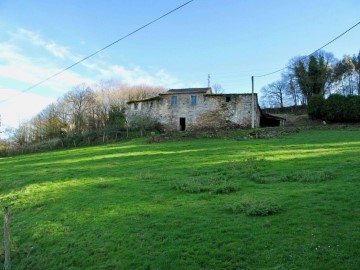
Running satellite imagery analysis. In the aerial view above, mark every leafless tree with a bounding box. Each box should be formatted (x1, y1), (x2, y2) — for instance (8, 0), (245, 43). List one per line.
(212, 83), (224, 94)
(261, 78), (288, 108)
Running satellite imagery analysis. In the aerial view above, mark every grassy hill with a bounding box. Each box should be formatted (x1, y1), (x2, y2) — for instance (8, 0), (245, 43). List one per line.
(1, 128), (360, 269)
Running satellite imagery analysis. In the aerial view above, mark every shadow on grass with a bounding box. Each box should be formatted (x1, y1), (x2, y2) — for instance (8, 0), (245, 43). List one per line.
(1, 129), (360, 269)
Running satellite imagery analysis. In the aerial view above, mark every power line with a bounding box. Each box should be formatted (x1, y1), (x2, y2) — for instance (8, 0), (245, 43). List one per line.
(254, 19), (360, 78)
(0, 0), (195, 104)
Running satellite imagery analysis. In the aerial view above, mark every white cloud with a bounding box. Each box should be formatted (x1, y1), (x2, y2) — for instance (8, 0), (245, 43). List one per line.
(0, 42), (94, 92)
(0, 88), (54, 129)
(0, 28), (191, 131)
(5, 28), (183, 88)
(104, 64), (182, 87)
(13, 28), (72, 60)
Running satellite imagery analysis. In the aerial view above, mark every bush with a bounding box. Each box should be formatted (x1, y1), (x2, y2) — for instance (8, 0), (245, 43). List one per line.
(229, 197), (282, 216)
(280, 170), (333, 183)
(308, 95), (325, 119)
(308, 94), (360, 123)
(323, 94), (347, 122)
(345, 95), (360, 122)
(173, 176), (239, 194)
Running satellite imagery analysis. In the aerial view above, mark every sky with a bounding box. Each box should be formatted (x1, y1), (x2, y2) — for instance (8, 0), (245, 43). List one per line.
(1, 0), (360, 132)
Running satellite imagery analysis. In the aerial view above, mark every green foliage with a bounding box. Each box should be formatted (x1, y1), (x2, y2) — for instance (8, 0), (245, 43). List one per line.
(294, 54), (332, 103)
(345, 95), (360, 122)
(307, 93), (360, 123)
(126, 112), (159, 135)
(108, 104), (126, 128)
(323, 94), (347, 122)
(308, 94), (325, 119)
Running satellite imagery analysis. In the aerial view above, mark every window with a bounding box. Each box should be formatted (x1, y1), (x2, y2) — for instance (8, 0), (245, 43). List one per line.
(171, 96), (178, 106)
(225, 96), (231, 102)
(134, 103), (138, 110)
(191, 95), (197, 105)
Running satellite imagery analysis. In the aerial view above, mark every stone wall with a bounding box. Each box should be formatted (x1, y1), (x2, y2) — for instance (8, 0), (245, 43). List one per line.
(127, 93), (260, 131)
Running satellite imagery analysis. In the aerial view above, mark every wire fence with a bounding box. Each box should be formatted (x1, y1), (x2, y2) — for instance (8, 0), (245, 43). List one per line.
(0, 128), (155, 157)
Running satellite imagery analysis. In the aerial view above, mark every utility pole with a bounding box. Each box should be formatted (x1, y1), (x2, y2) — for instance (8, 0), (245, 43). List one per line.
(251, 76), (255, 129)
(208, 74), (210, 88)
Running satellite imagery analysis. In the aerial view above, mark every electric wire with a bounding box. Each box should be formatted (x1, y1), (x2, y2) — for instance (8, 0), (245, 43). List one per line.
(254, 19), (360, 78)
(0, 0), (195, 104)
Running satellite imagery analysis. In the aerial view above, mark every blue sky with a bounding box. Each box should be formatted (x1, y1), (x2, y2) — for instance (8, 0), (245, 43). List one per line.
(1, 0), (360, 130)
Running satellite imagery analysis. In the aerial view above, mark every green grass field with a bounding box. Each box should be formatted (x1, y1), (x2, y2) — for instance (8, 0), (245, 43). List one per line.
(1, 128), (360, 269)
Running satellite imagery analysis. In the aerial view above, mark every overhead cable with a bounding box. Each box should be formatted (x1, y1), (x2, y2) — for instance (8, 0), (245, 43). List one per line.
(254, 19), (360, 78)
(0, 0), (195, 104)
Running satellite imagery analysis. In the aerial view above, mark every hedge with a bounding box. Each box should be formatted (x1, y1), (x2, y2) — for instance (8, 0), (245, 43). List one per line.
(308, 94), (360, 123)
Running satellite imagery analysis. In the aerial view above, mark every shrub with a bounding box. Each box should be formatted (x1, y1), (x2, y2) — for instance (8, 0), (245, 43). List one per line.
(345, 95), (360, 122)
(250, 170), (333, 184)
(307, 94), (325, 119)
(173, 176), (239, 194)
(229, 197), (282, 216)
(280, 170), (333, 183)
(323, 94), (347, 122)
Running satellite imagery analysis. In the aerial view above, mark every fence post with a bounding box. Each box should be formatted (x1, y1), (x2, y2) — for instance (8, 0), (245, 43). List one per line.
(3, 206), (11, 270)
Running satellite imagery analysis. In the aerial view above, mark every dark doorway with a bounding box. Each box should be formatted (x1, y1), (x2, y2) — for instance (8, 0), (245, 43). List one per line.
(180, 117), (186, 131)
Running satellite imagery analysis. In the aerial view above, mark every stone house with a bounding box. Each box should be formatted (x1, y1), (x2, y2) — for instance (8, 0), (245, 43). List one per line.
(126, 87), (266, 131)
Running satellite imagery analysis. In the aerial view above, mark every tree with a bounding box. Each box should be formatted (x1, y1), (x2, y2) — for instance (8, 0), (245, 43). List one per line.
(261, 77), (288, 108)
(284, 73), (304, 106)
(332, 55), (357, 95)
(354, 51), (360, 94)
(292, 52), (334, 103)
(322, 94), (347, 122)
(125, 85), (165, 101)
(307, 95), (325, 119)
(108, 104), (126, 128)
(64, 84), (95, 134)
(212, 83), (224, 94)
(126, 111), (158, 136)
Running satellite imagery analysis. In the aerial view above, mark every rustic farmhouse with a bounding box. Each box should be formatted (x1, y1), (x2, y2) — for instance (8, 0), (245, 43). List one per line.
(126, 87), (284, 131)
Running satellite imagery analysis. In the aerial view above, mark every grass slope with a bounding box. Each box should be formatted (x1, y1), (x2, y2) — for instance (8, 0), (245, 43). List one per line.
(0, 129), (360, 269)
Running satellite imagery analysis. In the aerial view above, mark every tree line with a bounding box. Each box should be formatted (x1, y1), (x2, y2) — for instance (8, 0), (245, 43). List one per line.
(260, 50), (360, 108)
(0, 81), (164, 156)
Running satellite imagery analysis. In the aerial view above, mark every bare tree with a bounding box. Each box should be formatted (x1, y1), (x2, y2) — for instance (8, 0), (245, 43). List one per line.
(64, 84), (95, 134)
(6, 81), (167, 152)
(283, 74), (303, 106)
(125, 85), (165, 101)
(261, 78), (288, 108)
(212, 83), (224, 94)
(332, 54), (359, 95)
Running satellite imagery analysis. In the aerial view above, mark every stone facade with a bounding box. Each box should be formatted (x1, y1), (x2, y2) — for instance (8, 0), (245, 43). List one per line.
(127, 88), (261, 131)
